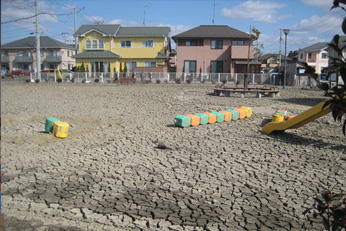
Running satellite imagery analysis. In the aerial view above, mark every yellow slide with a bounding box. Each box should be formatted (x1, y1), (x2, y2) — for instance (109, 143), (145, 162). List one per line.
(262, 100), (331, 135)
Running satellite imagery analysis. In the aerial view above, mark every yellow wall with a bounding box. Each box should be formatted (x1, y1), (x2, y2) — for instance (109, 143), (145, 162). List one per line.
(77, 30), (169, 72)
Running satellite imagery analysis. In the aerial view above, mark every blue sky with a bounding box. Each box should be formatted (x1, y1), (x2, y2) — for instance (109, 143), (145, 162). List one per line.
(1, 0), (345, 54)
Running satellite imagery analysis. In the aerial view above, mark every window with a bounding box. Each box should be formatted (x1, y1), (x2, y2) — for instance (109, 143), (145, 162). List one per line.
(92, 40), (98, 49)
(300, 53), (304, 59)
(99, 40), (104, 49)
(232, 41), (244, 46)
(308, 53), (312, 59)
(86, 40), (91, 49)
(144, 61), (156, 67)
(1, 50), (8, 56)
(186, 40), (197, 46)
(18, 51), (23, 56)
(121, 40), (131, 48)
(210, 61), (223, 73)
(48, 50), (57, 56)
(143, 40), (154, 48)
(321, 53), (327, 59)
(211, 40), (223, 49)
(93, 32), (97, 38)
(125, 61), (137, 71)
(67, 51), (70, 57)
(40, 50), (45, 57)
(184, 60), (197, 73)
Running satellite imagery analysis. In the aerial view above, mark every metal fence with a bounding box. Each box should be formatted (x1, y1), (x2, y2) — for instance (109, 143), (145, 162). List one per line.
(33, 72), (277, 85)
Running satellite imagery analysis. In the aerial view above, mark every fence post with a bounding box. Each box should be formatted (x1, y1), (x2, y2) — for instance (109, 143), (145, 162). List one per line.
(253, 74), (255, 84)
(218, 73), (220, 83)
(54, 72), (56, 82)
(101, 72), (104, 82)
(235, 73), (238, 83)
(85, 72), (87, 82)
(184, 73), (186, 83)
(167, 72), (170, 82)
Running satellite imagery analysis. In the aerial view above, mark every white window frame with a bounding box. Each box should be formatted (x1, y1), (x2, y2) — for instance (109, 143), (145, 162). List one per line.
(86, 40), (91, 49)
(92, 40), (98, 49)
(143, 40), (154, 48)
(121, 40), (132, 48)
(321, 52), (328, 59)
(144, 61), (156, 67)
(99, 40), (104, 49)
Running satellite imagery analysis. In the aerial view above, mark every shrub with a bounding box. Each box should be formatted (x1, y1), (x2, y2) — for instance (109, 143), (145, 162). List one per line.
(25, 79), (31, 83)
(95, 78), (100, 83)
(186, 79), (191, 84)
(35, 79), (40, 83)
(156, 79), (161, 84)
(57, 78), (62, 83)
(222, 79), (227, 84)
(71, 78), (75, 83)
(175, 78), (181, 84)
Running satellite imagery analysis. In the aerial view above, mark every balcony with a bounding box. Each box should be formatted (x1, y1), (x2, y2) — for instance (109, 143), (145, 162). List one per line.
(1, 56), (9, 63)
(14, 56), (33, 63)
(45, 56), (62, 63)
(231, 45), (254, 59)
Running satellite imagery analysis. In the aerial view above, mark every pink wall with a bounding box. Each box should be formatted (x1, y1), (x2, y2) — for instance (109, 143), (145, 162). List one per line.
(176, 39), (253, 73)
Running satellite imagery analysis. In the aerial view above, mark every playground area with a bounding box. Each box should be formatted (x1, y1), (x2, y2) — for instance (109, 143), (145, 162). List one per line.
(1, 82), (346, 230)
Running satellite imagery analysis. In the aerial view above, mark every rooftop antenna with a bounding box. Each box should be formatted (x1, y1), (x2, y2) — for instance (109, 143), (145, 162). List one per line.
(143, 5), (147, 26)
(212, 0), (217, 25)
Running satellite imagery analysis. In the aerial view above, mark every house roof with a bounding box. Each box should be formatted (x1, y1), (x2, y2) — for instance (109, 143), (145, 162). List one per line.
(116, 27), (171, 37)
(172, 25), (249, 39)
(2, 36), (74, 49)
(74, 24), (121, 37)
(72, 50), (121, 59)
(74, 25), (170, 38)
(261, 53), (290, 60)
(300, 42), (328, 51)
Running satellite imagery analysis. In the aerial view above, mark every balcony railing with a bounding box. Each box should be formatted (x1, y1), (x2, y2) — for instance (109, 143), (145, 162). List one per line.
(1, 56), (9, 63)
(45, 56), (62, 63)
(14, 56), (33, 63)
(231, 45), (254, 59)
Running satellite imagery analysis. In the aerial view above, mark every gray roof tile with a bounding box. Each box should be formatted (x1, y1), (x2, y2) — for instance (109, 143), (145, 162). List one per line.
(74, 24), (121, 36)
(300, 42), (328, 51)
(72, 50), (121, 59)
(172, 25), (249, 39)
(2, 36), (74, 49)
(116, 27), (171, 37)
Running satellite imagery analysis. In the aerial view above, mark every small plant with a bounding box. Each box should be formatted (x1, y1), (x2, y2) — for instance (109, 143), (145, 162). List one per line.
(247, 80), (251, 85)
(95, 78), (100, 83)
(57, 78), (62, 83)
(156, 79), (161, 84)
(257, 80), (262, 85)
(222, 79), (227, 84)
(236, 80), (240, 86)
(186, 79), (191, 84)
(35, 79), (40, 83)
(175, 78), (181, 84)
(201, 79), (206, 84)
(71, 78), (75, 83)
(25, 79), (31, 83)
(304, 189), (346, 231)
(82, 79), (86, 84)
(211, 80), (216, 84)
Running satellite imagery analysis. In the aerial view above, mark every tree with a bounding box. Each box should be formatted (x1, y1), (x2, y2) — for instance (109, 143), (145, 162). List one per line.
(80, 62), (85, 72)
(251, 27), (264, 62)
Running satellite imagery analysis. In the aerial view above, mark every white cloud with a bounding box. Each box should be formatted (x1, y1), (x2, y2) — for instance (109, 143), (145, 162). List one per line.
(108, 19), (141, 26)
(221, 0), (289, 23)
(301, 0), (333, 10)
(291, 14), (343, 35)
(84, 16), (105, 24)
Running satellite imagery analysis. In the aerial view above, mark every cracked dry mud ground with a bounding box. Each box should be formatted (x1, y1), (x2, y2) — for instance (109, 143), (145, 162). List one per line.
(1, 82), (345, 230)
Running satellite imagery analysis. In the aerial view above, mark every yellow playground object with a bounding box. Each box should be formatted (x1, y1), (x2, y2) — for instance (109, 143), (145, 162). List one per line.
(262, 100), (331, 135)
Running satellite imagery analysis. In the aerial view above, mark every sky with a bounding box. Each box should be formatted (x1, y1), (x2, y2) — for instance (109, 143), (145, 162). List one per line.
(1, 0), (345, 54)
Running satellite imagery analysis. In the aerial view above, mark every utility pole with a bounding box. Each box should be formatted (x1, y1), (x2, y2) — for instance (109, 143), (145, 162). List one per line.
(245, 25), (251, 90)
(212, 0), (216, 25)
(143, 5), (147, 26)
(35, 0), (41, 80)
(279, 29), (282, 71)
(74, 6), (77, 54)
(283, 29), (290, 89)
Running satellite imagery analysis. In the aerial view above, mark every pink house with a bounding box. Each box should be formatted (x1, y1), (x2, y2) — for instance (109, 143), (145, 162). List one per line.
(172, 25), (257, 74)
(298, 42), (329, 74)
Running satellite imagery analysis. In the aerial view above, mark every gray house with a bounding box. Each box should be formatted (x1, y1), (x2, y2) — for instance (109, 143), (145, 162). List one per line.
(1, 36), (76, 74)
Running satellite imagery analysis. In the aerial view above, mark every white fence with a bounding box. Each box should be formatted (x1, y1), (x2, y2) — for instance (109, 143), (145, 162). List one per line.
(33, 72), (279, 85)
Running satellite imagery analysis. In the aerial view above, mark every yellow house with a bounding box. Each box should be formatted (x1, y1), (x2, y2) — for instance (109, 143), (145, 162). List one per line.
(73, 24), (171, 74)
